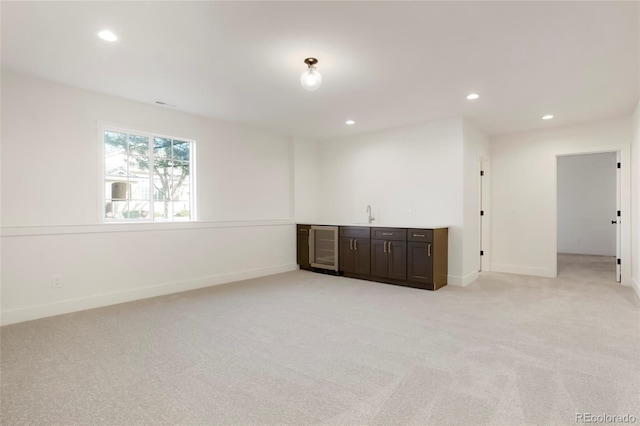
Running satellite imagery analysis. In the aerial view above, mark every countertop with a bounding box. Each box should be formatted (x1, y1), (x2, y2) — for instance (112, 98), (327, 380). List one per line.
(297, 223), (449, 229)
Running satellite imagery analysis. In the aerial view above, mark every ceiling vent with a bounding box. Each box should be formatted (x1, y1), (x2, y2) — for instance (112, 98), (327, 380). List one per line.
(154, 101), (176, 108)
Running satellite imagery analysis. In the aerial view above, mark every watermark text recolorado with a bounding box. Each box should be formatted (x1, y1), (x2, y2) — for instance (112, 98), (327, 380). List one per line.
(576, 413), (637, 423)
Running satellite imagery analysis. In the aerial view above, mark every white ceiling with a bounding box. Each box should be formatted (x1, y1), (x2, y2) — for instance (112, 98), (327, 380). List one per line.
(2, 1), (638, 140)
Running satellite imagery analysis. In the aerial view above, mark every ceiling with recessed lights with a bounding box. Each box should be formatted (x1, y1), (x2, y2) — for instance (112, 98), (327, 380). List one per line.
(1, 1), (638, 140)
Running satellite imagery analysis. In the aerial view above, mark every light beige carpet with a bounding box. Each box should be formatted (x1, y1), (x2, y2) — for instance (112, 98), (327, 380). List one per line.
(1, 254), (638, 425)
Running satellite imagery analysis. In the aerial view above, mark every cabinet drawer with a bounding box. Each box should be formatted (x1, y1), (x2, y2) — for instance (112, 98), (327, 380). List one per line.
(407, 229), (433, 242)
(371, 228), (406, 241)
(297, 224), (311, 235)
(340, 226), (370, 239)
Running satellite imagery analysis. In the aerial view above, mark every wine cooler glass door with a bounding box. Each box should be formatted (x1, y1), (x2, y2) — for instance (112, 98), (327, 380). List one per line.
(310, 226), (339, 271)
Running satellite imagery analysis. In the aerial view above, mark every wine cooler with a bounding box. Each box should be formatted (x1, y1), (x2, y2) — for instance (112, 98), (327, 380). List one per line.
(309, 225), (339, 271)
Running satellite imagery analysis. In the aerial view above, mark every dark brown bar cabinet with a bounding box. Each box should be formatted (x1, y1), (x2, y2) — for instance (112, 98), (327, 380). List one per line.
(296, 224), (449, 291)
(339, 226), (371, 276)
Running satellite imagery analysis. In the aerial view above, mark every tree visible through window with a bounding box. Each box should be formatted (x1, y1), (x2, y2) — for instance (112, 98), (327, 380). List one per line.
(104, 128), (194, 221)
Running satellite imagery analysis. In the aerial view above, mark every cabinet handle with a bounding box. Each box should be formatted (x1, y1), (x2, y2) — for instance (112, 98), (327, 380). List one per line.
(428, 243), (431, 257)
(350, 239), (353, 250)
(388, 241), (392, 253)
(354, 239), (358, 250)
(413, 234), (425, 237)
(383, 241), (387, 253)
(382, 232), (393, 236)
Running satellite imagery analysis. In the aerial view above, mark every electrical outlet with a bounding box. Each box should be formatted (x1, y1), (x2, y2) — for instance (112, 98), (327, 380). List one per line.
(52, 275), (62, 288)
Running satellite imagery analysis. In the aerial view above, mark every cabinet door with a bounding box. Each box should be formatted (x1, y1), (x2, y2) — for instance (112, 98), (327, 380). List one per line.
(370, 240), (388, 278)
(297, 234), (310, 268)
(339, 238), (355, 273)
(407, 242), (433, 288)
(387, 241), (407, 281)
(353, 239), (371, 275)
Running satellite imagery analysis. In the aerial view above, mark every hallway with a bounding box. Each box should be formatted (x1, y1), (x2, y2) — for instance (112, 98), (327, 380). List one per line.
(557, 253), (617, 284)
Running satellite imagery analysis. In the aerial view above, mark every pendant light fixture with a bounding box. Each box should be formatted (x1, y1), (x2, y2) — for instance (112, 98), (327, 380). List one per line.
(300, 58), (322, 91)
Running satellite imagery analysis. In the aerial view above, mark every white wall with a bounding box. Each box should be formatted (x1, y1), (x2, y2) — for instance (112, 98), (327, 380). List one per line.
(293, 137), (320, 223)
(315, 118), (471, 284)
(632, 100), (640, 298)
(1, 70), (292, 226)
(557, 153), (617, 256)
(490, 117), (632, 283)
(0, 70), (297, 325)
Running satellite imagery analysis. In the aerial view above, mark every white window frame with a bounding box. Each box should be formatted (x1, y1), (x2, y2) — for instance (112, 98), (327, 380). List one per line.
(99, 124), (197, 223)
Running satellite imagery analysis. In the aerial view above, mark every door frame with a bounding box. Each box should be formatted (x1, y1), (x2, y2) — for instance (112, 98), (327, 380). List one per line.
(554, 145), (630, 285)
(479, 156), (491, 272)
(616, 150), (622, 282)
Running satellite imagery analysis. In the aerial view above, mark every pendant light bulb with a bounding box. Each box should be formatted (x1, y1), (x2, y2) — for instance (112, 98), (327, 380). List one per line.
(301, 58), (322, 91)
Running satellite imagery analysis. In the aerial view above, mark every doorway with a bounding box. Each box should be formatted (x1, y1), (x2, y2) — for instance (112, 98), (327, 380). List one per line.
(556, 152), (620, 282)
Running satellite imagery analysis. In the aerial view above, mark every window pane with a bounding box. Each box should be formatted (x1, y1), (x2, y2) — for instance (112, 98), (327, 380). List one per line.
(124, 201), (150, 220)
(107, 200), (128, 219)
(154, 137), (172, 162)
(130, 179), (150, 200)
(172, 177), (190, 200)
(153, 137), (173, 206)
(153, 176), (171, 202)
(153, 200), (172, 220)
(104, 131), (127, 154)
(173, 202), (190, 220)
(128, 135), (150, 175)
(171, 160), (190, 201)
(173, 140), (190, 161)
(105, 131), (128, 184)
(153, 186), (166, 201)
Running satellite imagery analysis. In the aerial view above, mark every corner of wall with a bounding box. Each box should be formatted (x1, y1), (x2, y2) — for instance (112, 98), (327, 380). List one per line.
(448, 271), (480, 287)
(632, 278), (640, 302)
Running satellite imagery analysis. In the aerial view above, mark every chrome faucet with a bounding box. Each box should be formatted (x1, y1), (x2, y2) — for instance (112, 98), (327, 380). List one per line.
(367, 205), (375, 224)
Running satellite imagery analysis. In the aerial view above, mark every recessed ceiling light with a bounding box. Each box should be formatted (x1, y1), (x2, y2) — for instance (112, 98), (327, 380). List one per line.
(542, 114), (554, 120)
(466, 93), (479, 100)
(98, 30), (118, 42)
(345, 120), (355, 125)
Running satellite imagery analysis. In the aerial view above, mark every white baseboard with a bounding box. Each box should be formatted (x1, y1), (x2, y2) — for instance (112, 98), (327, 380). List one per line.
(632, 277), (640, 302)
(491, 263), (556, 278)
(1, 263), (298, 326)
(448, 271), (479, 287)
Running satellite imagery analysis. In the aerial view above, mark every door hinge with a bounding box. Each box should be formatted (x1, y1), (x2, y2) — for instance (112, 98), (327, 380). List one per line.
(480, 210), (484, 216)
(480, 250), (484, 256)
(617, 259), (621, 265)
(617, 210), (621, 217)
(480, 170), (484, 176)
(617, 162), (621, 169)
